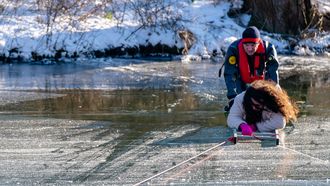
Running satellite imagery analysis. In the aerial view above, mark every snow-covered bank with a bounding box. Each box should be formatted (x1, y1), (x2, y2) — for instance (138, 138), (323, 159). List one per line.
(0, 0), (329, 62)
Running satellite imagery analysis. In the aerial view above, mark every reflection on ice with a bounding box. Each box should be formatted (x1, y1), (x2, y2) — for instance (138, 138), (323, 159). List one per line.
(0, 60), (221, 94)
(0, 56), (329, 117)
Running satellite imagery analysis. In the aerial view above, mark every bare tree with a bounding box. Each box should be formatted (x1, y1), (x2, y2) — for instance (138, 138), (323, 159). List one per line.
(244, 0), (327, 37)
(110, 0), (183, 30)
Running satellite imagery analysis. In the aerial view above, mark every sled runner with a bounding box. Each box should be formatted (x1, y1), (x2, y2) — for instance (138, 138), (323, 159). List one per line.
(232, 128), (279, 145)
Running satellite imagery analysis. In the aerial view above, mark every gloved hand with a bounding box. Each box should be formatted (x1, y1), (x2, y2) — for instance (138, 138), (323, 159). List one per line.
(224, 98), (235, 112)
(239, 123), (253, 136)
(249, 123), (257, 132)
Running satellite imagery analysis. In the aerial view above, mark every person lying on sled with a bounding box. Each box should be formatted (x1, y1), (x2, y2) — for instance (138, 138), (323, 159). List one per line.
(227, 80), (298, 136)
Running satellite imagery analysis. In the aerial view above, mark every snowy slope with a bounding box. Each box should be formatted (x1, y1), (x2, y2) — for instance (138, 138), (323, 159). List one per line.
(0, 0), (329, 62)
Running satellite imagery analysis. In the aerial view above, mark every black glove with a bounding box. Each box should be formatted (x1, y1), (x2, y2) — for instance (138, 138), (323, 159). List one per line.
(224, 98), (234, 112)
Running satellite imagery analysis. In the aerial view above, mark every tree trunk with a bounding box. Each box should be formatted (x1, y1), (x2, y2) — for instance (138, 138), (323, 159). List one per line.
(243, 0), (328, 35)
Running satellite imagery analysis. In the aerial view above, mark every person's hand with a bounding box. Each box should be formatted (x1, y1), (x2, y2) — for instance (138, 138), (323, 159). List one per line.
(228, 98), (234, 107)
(224, 98), (235, 112)
(239, 123), (253, 136)
(249, 123), (257, 132)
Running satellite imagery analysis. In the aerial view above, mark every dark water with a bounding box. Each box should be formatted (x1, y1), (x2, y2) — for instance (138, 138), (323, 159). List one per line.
(0, 58), (329, 135)
(280, 72), (330, 116)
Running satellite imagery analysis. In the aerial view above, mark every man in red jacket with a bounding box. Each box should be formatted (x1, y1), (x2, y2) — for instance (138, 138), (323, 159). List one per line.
(221, 26), (280, 112)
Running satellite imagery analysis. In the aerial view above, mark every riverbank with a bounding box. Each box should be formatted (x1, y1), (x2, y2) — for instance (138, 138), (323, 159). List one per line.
(0, 1), (329, 63)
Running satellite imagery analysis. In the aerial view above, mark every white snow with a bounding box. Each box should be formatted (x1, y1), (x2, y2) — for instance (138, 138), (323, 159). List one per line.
(314, 0), (330, 14)
(0, 0), (329, 61)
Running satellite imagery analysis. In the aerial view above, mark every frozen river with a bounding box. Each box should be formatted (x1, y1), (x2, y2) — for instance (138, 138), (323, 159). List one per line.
(0, 56), (329, 117)
(0, 56), (329, 185)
